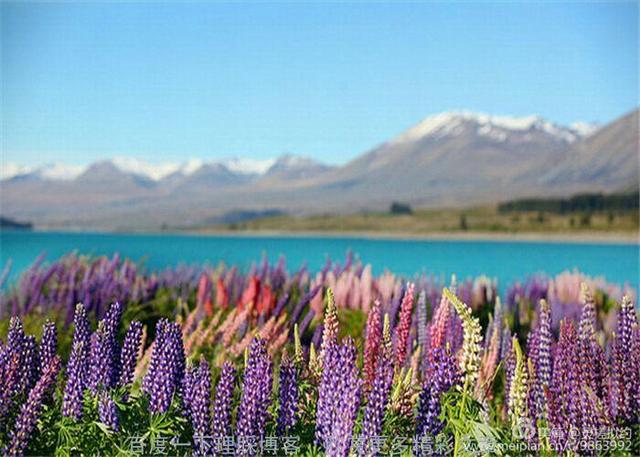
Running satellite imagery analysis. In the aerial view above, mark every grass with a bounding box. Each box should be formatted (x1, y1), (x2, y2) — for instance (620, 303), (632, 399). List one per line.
(215, 206), (639, 236)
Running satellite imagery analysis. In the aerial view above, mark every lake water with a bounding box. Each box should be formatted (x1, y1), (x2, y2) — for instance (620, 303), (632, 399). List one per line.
(1, 231), (638, 290)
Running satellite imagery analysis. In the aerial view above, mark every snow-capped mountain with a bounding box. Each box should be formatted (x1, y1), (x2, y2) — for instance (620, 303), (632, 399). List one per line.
(1, 109), (634, 231)
(1, 162), (86, 181)
(2, 156), (305, 183)
(391, 111), (598, 145)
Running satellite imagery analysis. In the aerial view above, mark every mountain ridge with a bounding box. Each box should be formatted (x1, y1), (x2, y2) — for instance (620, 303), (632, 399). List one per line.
(1, 109), (636, 230)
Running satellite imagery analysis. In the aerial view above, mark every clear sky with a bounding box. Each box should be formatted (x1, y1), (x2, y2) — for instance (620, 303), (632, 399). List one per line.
(2, 1), (638, 166)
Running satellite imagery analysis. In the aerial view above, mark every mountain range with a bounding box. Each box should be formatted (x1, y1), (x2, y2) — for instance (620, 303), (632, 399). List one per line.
(1, 109), (637, 230)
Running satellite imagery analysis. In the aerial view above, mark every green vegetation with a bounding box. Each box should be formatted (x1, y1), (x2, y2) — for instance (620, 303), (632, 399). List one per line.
(498, 191), (639, 214)
(218, 203), (638, 236)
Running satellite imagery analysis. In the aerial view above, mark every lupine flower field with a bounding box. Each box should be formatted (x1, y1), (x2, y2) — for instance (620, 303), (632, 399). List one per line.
(0, 252), (639, 456)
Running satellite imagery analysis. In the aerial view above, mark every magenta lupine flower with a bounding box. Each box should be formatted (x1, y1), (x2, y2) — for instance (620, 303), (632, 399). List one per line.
(117, 321), (143, 389)
(143, 319), (186, 414)
(394, 282), (415, 369)
(358, 342), (394, 457)
(236, 338), (273, 451)
(98, 392), (119, 432)
(323, 338), (361, 457)
(415, 346), (459, 440)
(38, 321), (58, 371)
(277, 352), (299, 435)
(363, 300), (382, 391)
(190, 357), (212, 457)
(4, 356), (61, 457)
(211, 361), (236, 440)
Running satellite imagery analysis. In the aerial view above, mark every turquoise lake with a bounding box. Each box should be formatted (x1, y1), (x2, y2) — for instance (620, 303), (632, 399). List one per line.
(1, 231), (638, 290)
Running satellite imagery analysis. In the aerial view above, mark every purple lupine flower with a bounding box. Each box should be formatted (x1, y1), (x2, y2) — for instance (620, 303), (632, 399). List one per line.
(315, 336), (341, 445)
(62, 336), (90, 419)
(277, 352), (299, 435)
(415, 346), (460, 440)
(236, 338), (273, 454)
(22, 335), (39, 392)
(323, 338), (361, 457)
(117, 321), (143, 389)
(190, 357), (212, 457)
(358, 343), (394, 457)
(610, 295), (638, 423)
(212, 362), (236, 441)
(98, 392), (119, 432)
(548, 320), (580, 450)
(0, 318), (32, 421)
(567, 286), (609, 436)
(4, 356), (61, 457)
(181, 363), (197, 420)
(290, 284), (322, 327)
(38, 321), (57, 371)
(143, 319), (186, 414)
(87, 308), (122, 393)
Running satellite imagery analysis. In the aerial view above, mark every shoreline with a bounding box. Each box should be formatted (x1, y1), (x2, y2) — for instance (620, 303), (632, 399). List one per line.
(189, 229), (639, 244)
(5, 227), (638, 244)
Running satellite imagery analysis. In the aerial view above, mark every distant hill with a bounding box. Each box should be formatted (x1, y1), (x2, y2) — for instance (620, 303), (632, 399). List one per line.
(0, 216), (32, 230)
(1, 109), (637, 230)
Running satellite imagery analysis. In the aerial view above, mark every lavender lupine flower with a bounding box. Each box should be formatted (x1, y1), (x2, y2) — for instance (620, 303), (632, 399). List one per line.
(190, 357), (212, 457)
(211, 362), (236, 441)
(117, 321), (143, 389)
(363, 300), (382, 391)
(277, 351), (299, 435)
(98, 392), (119, 432)
(4, 356), (61, 457)
(416, 291), (429, 356)
(526, 299), (552, 420)
(415, 346), (459, 440)
(394, 283), (415, 369)
(38, 321), (58, 371)
(358, 339), (394, 457)
(143, 319), (186, 414)
(236, 338), (273, 453)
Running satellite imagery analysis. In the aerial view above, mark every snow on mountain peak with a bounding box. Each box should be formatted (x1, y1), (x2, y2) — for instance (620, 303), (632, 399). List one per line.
(224, 157), (276, 175)
(1, 162), (85, 180)
(393, 111), (590, 144)
(111, 157), (182, 181)
(570, 121), (599, 137)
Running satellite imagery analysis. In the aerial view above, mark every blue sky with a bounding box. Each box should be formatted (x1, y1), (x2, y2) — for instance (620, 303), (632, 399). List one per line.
(2, 2), (637, 166)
